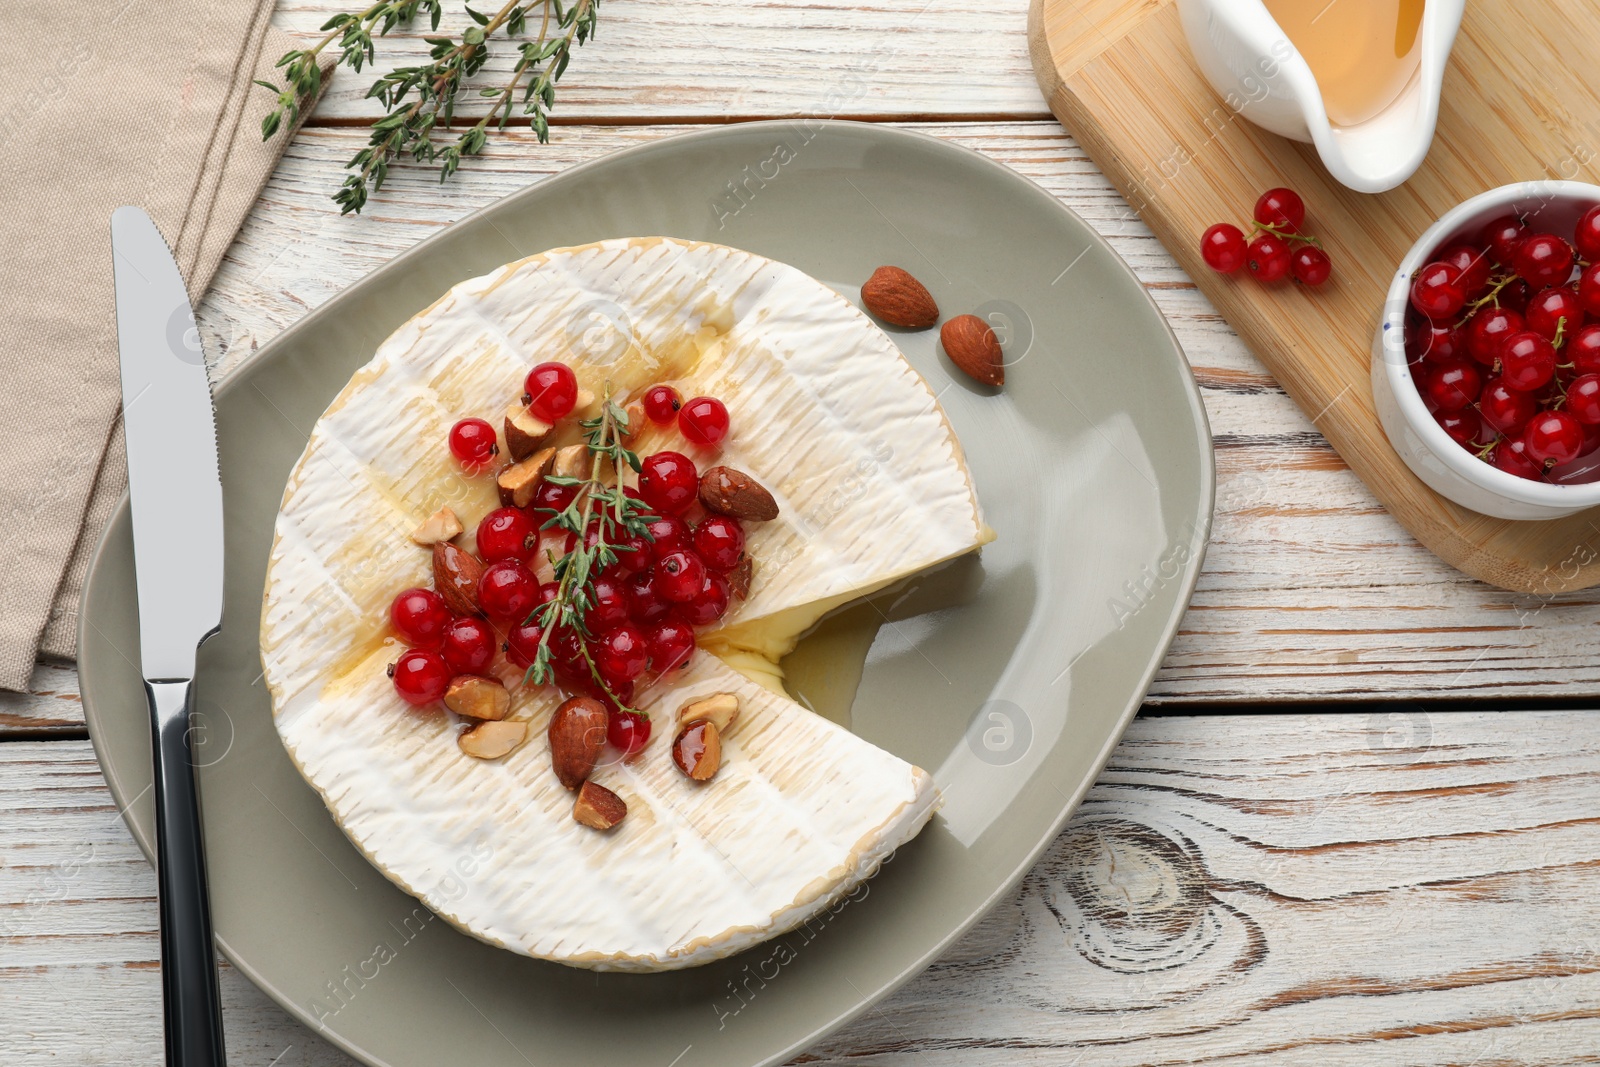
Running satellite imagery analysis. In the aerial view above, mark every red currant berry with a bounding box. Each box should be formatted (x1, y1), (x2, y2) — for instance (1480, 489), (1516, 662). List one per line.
(1245, 233), (1291, 282)
(1435, 410), (1484, 447)
(1525, 287), (1584, 340)
(654, 549), (706, 603)
(1290, 246), (1332, 287)
(646, 619), (696, 674)
(1525, 410), (1585, 467)
(447, 418), (498, 471)
(1499, 332), (1557, 392)
(626, 569), (671, 627)
(679, 572), (731, 626)
(612, 528), (651, 572)
(523, 361), (579, 422)
(548, 626), (591, 682)
(1513, 232), (1575, 289)
(390, 588), (452, 649)
(1436, 243), (1492, 295)
(1253, 187), (1306, 232)
(584, 574), (632, 632)
(1577, 263), (1600, 318)
(606, 710), (652, 759)
(532, 479), (579, 514)
(1200, 223), (1248, 273)
(391, 649), (450, 705)
(594, 624), (650, 684)
(1463, 306), (1523, 365)
(477, 559), (539, 621)
(1490, 434), (1544, 480)
(1422, 358), (1482, 412)
(1571, 324), (1600, 376)
(1577, 205), (1600, 261)
(693, 515), (745, 572)
(1478, 377), (1538, 436)
(475, 507), (536, 563)
(441, 616), (496, 675)
(638, 451), (700, 514)
(1499, 278), (1533, 314)
(1407, 321), (1463, 364)
(1480, 215), (1525, 264)
(643, 514), (691, 561)
(642, 385), (682, 424)
(1568, 374), (1600, 425)
(679, 396), (731, 447)
(1410, 261), (1465, 320)
(504, 622), (544, 669)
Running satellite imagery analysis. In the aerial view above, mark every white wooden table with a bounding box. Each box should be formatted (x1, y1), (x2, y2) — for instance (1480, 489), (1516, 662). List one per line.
(7, 1), (1600, 1062)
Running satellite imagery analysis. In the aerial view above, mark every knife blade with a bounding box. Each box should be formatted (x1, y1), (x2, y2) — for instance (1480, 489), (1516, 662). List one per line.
(111, 205), (228, 1067)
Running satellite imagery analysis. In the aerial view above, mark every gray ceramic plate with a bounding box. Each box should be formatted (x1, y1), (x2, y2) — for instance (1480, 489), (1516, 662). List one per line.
(81, 121), (1213, 1067)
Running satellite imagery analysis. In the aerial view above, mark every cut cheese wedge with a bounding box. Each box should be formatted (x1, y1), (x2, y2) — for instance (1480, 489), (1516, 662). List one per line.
(262, 237), (991, 970)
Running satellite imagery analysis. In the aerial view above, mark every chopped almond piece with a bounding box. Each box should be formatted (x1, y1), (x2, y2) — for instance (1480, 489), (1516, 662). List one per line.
(573, 780), (627, 830)
(458, 720), (527, 760)
(504, 404), (554, 461)
(497, 447), (556, 507)
(410, 507), (463, 545)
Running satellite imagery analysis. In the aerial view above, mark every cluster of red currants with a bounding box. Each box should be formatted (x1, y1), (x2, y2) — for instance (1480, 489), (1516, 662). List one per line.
(1404, 204), (1600, 480)
(1200, 187), (1333, 287)
(395, 364), (746, 758)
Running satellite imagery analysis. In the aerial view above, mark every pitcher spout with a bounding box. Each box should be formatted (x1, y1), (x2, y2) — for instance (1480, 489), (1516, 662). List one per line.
(1179, 0), (1466, 194)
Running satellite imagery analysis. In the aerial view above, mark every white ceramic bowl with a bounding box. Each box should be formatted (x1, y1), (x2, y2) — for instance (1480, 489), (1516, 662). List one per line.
(1373, 180), (1600, 520)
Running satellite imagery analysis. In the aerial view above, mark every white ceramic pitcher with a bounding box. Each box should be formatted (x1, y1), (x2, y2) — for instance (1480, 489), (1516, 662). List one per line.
(1178, 0), (1466, 193)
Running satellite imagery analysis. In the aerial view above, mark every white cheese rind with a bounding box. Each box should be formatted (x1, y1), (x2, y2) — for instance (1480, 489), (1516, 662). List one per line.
(261, 238), (982, 969)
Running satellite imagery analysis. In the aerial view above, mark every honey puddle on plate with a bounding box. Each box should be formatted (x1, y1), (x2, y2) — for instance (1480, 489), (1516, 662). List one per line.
(1263, 0), (1425, 127)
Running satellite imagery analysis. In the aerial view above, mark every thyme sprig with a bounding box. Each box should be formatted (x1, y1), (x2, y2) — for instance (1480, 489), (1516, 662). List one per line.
(256, 0), (600, 214)
(523, 386), (653, 715)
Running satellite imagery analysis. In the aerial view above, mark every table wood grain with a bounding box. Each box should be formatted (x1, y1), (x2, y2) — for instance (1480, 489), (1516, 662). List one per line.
(9, 714), (1600, 1065)
(7, 0), (1600, 1063)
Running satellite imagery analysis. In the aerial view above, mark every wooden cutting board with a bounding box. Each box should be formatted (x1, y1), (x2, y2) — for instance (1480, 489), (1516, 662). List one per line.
(1028, 0), (1600, 594)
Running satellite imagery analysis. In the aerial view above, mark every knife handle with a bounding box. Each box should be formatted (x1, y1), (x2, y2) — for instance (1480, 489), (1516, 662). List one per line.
(145, 679), (228, 1067)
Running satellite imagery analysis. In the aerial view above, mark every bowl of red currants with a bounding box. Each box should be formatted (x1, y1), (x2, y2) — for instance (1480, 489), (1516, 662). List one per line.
(1373, 181), (1600, 519)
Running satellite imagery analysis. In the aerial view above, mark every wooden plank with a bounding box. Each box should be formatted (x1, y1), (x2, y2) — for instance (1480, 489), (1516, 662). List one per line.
(268, 0), (1049, 123)
(0, 662), (87, 735)
(9, 714), (1600, 1062)
(1031, 0), (1600, 594)
(175, 121), (1600, 708)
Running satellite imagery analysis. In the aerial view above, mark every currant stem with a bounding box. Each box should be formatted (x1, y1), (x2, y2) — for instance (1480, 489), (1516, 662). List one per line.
(1249, 220), (1322, 248)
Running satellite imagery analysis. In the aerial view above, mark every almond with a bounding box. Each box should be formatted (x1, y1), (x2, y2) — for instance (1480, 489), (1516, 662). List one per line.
(410, 506), (463, 545)
(548, 696), (608, 790)
(727, 556), (753, 601)
(573, 780), (627, 830)
(504, 404), (554, 462)
(443, 675), (511, 721)
(552, 443), (593, 481)
(458, 719), (527, 760)
(860, 266), (939, 329)
(619, 400), (646, 443)
(940, 314), (1004, 387)
(698, 466), (779, 522)
(433, 541), (484, 616)
(497, 446), (555, 508)
(676, 692), (739, 733)
(672, 719), (722, 781)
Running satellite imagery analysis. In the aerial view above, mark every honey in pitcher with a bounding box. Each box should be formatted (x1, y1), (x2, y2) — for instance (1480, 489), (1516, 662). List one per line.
(1262, 0), (1426, 127)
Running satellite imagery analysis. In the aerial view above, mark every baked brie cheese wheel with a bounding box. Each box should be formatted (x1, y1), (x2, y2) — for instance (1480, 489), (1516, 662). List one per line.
(262, 237), (991, 971)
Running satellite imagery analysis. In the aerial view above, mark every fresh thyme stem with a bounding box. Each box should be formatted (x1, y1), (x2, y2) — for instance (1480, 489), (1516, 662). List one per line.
(256, 0), (602, 214)
(523, 385), (651, 715)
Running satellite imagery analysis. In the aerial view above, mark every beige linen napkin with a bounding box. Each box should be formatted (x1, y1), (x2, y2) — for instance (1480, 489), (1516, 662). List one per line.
(0, 1), (331, 690)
